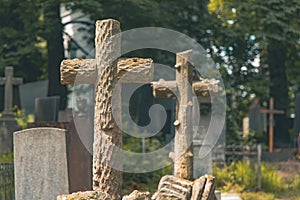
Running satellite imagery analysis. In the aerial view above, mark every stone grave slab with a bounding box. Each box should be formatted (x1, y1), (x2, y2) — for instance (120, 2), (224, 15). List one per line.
(27, 120), (93, 192)
(34, 96), (60, 122)
(19, 80), (48, 114)
(14, 128), (69, 200)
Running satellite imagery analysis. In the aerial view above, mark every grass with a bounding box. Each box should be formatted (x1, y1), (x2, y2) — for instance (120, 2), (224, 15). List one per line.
(213, 160), (300, 200)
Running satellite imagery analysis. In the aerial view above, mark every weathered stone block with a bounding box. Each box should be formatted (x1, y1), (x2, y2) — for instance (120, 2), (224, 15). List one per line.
(152, 175), (193, 200)
(57, 191), (112, 200)
(14, 128), (69, 200)
(122, 190), (151, 200)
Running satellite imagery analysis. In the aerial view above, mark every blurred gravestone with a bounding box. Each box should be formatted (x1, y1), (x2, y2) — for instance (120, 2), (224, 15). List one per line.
(34, 96), (60, 122)
(294, 93), (300, 145)
(249, 98), (266, 133)
(27, 115), (93, 192)
(19, 80), (48, 114)
(193, 111), (212, 178)
(14, 128), (69, 200)
(0, 66), (22, 153)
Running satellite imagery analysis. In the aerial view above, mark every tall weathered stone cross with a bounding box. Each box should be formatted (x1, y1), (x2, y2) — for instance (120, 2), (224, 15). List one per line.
(260, 97), (284, 152)
(60, 19), (153, 199)
(0, 66), (23, 119)
(151, 50), (218, 180)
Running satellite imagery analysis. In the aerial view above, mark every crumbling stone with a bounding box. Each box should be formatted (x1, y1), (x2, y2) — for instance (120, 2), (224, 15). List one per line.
(152, 175), (193, 200)
(57, 191), (112, 200)
(122, 190), (151, 200)
(152, 174), (216, 200)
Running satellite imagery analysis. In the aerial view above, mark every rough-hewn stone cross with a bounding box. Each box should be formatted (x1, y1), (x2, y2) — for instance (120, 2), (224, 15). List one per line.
(260, 97), (284, 152)
(0, 66), (23, 119)
(60, 19), (153, 199)
(151, 50), (218, 180)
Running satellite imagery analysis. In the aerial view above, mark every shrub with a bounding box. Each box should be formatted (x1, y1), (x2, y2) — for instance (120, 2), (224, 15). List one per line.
(213, 160), (284, 193)
(261, 163), (284, 193)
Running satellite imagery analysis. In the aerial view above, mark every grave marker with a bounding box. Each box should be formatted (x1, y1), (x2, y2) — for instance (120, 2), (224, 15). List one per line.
(260, 97), (284, 152)
(58, 18), (218, 199)
(0, 66), (22, 153)
(294, 93), (300, 145)
(151, 50), (219, 179)
(14, 128), (69, 200)
(19, 80), (48, 114)
(60, 19), (154, 199)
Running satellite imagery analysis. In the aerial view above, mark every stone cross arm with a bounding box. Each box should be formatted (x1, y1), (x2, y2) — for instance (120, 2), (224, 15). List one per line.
(0, 77), (23, 85)
(0, 67), (23, 85)
(60, 57), (153, 85)
(151, 78), (219, 99)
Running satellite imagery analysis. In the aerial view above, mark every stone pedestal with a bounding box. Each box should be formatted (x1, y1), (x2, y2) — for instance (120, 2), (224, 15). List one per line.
(0, 118), (21, 153)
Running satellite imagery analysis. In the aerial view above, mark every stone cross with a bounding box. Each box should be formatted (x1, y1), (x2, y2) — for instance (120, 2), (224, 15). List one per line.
(0, 66), (23, 119)
(60, 19), (153, 199)
(151, 50), (218, 180)
(260, 97), (284, 152)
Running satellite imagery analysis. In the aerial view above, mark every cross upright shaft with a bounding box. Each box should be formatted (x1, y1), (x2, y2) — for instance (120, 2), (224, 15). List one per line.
(93, 19), (122, 198)
(173, 50), (194, 179)
(260, 97), (284, 152)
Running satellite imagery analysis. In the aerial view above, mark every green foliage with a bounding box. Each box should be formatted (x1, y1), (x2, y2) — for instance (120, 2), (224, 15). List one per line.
(214, 160), (300, 198)
(0, 152), (13, 163)
(0, 0), (46, 82)
(260, 164), (284, 193)
(123, 165), (172, 194)
(122, 120), (172, 194)
(14, 108), (34, 129)
(213, 161), (257, 192)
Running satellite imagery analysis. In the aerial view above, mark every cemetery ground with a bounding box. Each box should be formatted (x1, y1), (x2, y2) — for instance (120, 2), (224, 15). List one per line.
(213, 158), (300, 200)
(1, 149), (300, 199)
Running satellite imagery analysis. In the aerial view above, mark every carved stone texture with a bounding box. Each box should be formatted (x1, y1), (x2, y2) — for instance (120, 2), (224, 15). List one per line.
(60, 58), (96, 84)
(93, 19), (122, 199)
(60, 58), (153, 85)
(152, 175), (193, 200)
(122, 190), (152, 200)
(173, 50), (194, 180)
(152, 80), (179, 99)
(200, 175), (216, 200)
(152, 79), (218, 99)
(59, 19), (155, 200)
(190, 176), (207, 200)
(117, 58), (153, 83)
(57, 191), (112, 200)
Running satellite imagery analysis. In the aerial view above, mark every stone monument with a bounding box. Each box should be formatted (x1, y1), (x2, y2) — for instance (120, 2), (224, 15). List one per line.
(0, 66), (22, 153)
(58, 19), (218, 200)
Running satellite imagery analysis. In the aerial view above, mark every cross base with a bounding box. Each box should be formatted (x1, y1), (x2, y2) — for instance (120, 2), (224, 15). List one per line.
(1, 111), (15, 120)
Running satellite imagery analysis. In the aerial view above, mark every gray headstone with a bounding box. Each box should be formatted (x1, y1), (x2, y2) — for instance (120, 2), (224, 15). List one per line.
(0, 119), (21, 153)
(14, 128), (69, 200)
(249, 107), (266, 133)
(58, 108), (73, 122)
(193, 140), (212, 178)
(294, 93), (300, 140)
(34, 96), (60, 122)
(193, 114), (216, 178)
(19, 80), (48, 114)
(0, 123), (10, 153)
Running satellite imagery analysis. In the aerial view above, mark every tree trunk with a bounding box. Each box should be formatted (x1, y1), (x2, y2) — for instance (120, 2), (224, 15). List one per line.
(44, 1), (67, 110)
(268, 39), (289, 145)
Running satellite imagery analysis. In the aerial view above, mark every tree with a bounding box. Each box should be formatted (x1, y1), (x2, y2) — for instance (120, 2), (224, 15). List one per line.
(208, 0), (300, 145)
(0, 0), (45, 82)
